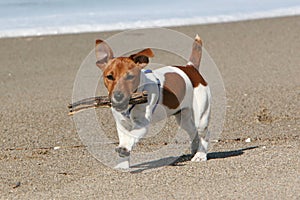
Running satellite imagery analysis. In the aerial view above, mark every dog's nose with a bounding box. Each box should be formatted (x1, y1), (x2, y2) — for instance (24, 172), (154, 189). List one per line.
(113, 91), (124, 102)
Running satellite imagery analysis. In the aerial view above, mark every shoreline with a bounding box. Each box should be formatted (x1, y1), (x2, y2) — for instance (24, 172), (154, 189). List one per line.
(1, 14), (300, 40)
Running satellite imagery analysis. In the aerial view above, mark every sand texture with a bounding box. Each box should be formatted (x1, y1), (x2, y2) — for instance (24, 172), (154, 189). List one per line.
(0, 16), (299, 199)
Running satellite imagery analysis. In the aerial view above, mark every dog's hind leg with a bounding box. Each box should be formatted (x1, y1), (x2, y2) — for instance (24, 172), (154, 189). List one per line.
(175, 108), (200, 156)
(190, 85), (211, 162)
(191, 127), (210, 162)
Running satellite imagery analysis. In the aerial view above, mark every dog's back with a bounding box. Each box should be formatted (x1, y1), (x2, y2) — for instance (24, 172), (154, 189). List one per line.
(152, 35), (210, 118)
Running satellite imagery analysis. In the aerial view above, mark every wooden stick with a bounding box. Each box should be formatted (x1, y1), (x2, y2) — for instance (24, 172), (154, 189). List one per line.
(68, 91), (148, 115)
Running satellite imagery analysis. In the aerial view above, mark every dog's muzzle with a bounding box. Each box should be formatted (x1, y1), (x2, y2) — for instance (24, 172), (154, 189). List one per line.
(112, 91), (129, 112)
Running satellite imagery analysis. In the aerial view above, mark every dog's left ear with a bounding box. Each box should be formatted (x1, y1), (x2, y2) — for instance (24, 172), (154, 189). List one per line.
(130, 48), (154, 68)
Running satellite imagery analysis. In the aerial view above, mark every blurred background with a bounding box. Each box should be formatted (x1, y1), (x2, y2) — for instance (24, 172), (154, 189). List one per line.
(0, 0), (299, 37)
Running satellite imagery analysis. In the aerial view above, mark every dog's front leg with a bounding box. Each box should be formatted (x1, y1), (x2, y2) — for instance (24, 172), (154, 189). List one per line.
(114, 121), (149, 169)
(113, 101), (154, 169)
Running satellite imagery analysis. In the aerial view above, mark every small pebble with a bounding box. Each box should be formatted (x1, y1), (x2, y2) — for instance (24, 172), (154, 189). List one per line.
(53, 146), (61, 150)
(245, 138), (251, 143)
(12, 182), (21, 189)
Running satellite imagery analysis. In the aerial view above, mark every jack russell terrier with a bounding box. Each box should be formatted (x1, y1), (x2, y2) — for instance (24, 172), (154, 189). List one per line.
(95, 35), (211, 169)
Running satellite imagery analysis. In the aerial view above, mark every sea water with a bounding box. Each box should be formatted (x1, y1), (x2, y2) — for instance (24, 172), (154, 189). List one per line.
(0, 0), (299, 38)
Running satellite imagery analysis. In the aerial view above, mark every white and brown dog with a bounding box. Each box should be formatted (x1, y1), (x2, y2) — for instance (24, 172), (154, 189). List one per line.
(95, 35), (211, 169)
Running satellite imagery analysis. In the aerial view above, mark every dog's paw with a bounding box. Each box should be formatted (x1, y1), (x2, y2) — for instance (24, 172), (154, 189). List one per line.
(191, 152), (207, 162)
(115, 147), (130, 157)
(114, 156), (130, 169)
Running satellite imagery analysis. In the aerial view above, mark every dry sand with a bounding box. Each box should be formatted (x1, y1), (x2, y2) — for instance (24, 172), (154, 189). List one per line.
(0, 16), (299, 199)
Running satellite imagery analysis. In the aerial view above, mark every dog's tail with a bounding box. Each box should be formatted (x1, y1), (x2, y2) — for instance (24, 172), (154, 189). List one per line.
(188, 34), (203, 70)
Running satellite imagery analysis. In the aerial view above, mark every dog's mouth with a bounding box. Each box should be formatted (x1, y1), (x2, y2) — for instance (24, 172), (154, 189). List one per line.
(111, 100), (130, 112)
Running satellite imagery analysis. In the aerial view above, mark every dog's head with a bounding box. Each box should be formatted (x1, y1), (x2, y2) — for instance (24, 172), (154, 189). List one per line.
(95, 40), (154, 112)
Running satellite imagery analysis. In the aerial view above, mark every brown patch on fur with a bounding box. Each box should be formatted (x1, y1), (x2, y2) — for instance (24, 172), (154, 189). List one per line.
(103, 57), (141, 98)
(94, 42), (154, 104)
(129, 48), (154, 68)
(162, 73), (186, 109)
(173, 65), (207, 87)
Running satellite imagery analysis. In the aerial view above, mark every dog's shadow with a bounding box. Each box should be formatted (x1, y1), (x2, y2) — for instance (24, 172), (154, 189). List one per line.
(130, 146), (259, 173)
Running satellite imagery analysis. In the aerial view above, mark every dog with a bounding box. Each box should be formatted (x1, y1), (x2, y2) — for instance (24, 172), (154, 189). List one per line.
(95, 35), (211, 169)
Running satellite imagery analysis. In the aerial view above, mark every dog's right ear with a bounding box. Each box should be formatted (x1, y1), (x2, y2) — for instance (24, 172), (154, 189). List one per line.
(95, 40), (114, 71)
(129, 48), (154, 69)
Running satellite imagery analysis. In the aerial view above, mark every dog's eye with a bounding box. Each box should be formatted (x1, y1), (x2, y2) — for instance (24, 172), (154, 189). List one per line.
(106, 75), (115, 81)
(126, 74), (135, 80)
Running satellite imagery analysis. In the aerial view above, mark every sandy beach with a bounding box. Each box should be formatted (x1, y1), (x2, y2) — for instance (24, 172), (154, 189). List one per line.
(0, 16), (299, 199)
